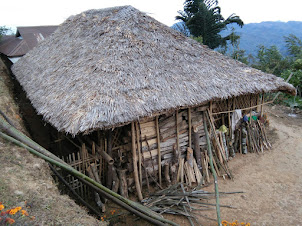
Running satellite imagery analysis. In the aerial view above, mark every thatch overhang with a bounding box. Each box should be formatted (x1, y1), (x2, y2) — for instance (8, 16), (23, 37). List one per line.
(12, 6), (296, 135)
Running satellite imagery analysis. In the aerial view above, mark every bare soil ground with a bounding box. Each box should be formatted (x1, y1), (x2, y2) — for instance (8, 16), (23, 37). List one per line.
(195, 105), (302, 225)
(0, 59), (105, 225)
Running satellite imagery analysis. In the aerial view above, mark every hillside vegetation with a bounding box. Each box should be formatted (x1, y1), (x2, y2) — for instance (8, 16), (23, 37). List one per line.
(221, 21), (302, 57)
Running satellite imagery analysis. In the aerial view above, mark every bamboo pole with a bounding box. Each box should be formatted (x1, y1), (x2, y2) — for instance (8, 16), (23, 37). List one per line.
(0, 131), (178, 226)
(212, 100), (273, 115)
(188, 108), (192, 148)
(0, 118), (67, 166)
(0, 109), (16, 129)
(135, 122), (143, 190)
(131, 122), (143, 201)
(260, 94), (265, 117)
(206, 110), (233, 179)
(155, 116), (162, 187)
(203, 112), (221, 225)
(176, 111), (180, 155)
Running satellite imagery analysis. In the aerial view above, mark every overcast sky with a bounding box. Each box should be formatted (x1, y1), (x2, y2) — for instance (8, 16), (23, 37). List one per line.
(1, 0), (302, 29)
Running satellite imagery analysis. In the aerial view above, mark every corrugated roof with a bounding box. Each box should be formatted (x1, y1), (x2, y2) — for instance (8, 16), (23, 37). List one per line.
(12, 6), (296, 135)
(0, 26), (58, 57)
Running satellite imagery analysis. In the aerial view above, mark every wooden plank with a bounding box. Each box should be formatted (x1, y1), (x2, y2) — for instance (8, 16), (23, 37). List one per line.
(140, 121), (156, 128)
(141, 138), (157, 148)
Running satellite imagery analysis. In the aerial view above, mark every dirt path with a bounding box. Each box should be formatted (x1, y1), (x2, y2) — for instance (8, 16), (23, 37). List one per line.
(197, 105), (302, 225)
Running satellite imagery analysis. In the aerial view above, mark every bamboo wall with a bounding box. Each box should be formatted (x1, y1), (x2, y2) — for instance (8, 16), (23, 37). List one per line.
(54, 93), (261, 200)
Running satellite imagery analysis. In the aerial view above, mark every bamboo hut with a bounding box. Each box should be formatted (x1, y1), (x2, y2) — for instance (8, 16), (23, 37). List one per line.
(11, 6), (295, 201)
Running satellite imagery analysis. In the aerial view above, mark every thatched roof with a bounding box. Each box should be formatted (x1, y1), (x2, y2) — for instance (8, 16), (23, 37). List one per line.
(12, 6), (295, 135)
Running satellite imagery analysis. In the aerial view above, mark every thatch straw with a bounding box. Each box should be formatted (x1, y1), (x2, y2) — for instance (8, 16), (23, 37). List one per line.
(12, 6), (295, 135)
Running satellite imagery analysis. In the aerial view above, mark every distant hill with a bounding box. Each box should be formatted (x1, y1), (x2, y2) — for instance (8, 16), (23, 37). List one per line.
(172, 21), (302, 57)
(224, 21), (302, 57)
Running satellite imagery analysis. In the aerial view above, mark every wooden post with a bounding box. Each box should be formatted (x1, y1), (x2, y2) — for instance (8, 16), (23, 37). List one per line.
(87, 166), (106, 213)
(81, 143), (86, 172)
(192, 130), (202, 169)
(91, 163), (106, 209)
(58, 132), (62, 156)
(117, 169), (128, 198)
(111, 167), (120, 193)
(188, 108), (192, 148)
(131, 122), (143, 201)
(155, 116), (162, 187)
(210, 101), (213, 114)
(176, 111), (180, 154)
(228, 99), (231, 131)
(135, 122), (143, 190)
(106, 130), (113, 189)
(260, 94), (264, 117)
(249, 95), (253, 123)
(98, 132), (103, 182)
(164, 163), (171, 186)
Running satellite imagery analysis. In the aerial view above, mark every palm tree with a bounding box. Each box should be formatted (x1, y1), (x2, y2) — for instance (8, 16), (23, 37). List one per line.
(176, 0), (244, 49)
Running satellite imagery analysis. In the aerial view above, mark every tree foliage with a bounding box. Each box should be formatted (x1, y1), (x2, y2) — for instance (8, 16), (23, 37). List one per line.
(176, 0), (243, 49)
(253, 45), (290, 76)
(253, 34), (302, 106)
(284, 34), (302, 58)
(217, 28), (248, 64)
(0, 26), (9, 41)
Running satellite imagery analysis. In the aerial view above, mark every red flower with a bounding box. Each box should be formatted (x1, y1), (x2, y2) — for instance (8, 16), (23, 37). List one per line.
(5, 217), (15, 224)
